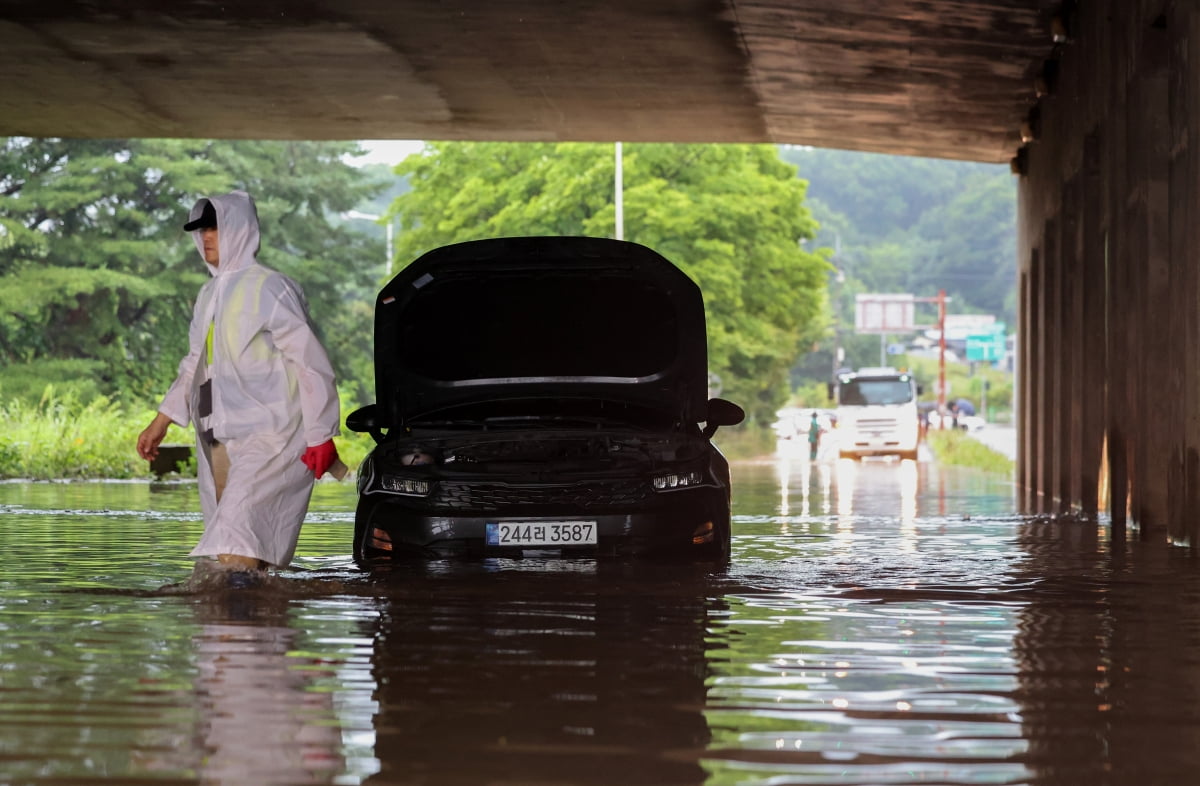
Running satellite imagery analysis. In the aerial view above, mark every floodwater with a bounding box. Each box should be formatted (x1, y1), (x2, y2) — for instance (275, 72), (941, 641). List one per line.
(3, 453), (1200, 785)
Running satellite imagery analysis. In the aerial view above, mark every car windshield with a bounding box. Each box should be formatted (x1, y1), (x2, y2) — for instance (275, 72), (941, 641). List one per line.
(839, 379), (914, 406)
(396, 274), (679, 381)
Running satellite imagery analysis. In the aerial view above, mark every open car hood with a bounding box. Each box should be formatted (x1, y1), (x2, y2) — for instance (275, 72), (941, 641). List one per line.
(371, 237), (709, 428)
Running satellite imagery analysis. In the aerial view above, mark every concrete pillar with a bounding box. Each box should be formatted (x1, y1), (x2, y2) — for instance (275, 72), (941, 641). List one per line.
(1080, 133), (1105, 520)
(1061, 172), (1083, 511)
(1035, 228), (1051, 513)
(1051, 193), (1070, 513)
(1169, 5), (1200, 548)
(1019, 267), (1034, 509)
(1016, 0), (1198, 545)
(1101, 1), (1131, 534)
(1126, 30), (1170, 540)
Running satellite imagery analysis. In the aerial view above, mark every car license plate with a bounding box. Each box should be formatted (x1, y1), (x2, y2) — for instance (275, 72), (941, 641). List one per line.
(486, 521), (598, 547)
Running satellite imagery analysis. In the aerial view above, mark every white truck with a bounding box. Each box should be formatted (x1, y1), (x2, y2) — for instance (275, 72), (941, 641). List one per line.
(833, 367), (921, 461)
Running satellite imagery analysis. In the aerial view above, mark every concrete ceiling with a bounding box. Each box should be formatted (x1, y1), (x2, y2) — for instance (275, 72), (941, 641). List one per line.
(0, 1), (1061, 163)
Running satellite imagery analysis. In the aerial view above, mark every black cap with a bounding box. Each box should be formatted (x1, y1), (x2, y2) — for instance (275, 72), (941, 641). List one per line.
(183, 201), (217, 231)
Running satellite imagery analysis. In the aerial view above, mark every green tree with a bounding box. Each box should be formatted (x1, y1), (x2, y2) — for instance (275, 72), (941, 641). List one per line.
(910, 174), (1016, 318)
(778, 145), (1015, 389)
(389, 141), (830, 426)
(781, 146), (1015, 319)
(0, 138), (384, 404)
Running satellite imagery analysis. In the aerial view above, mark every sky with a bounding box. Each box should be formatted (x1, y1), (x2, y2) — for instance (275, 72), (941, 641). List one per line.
(352, 139), (424, 167)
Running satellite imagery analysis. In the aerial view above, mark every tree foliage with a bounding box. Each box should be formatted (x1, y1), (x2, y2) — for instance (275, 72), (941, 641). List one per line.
(388, 142), (830, 426)
(779, 146), (1015, 316)
(779, 145), (1015, 377)
(0, 138), (385, 404)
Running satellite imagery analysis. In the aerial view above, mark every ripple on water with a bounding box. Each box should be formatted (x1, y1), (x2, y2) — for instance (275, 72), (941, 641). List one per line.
(700, 581), (1029, 785)
(4, 466), (1200, 785)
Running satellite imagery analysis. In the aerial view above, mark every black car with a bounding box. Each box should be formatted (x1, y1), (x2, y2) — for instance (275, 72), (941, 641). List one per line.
(346, 236), (744, 563)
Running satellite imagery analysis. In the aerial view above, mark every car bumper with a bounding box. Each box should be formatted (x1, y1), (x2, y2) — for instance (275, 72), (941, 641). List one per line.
(842, 443), (911, 456)
(356, 492), (727, 558)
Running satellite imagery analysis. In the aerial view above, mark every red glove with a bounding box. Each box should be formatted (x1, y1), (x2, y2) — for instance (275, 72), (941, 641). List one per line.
(301, 439), (339, 478)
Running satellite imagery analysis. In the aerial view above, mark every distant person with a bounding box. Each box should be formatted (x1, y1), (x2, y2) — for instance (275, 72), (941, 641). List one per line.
(136, 191), (341, 585)
(808, 411), (823, 460)
(955, 398), (977, 418)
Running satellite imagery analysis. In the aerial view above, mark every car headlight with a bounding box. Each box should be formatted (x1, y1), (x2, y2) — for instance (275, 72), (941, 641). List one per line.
(652, 470), (703, 491)
(380, 475), (432, 496)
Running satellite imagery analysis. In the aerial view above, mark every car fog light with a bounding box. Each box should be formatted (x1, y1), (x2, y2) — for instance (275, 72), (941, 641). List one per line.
(652, 470), (703, 491)
(692, 521), (715, 544)
(370, 527), (394, 551)
(380, 476), (431, 496)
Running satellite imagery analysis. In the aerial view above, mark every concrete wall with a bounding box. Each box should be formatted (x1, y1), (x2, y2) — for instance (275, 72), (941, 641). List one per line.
(1016, 0), (1199, 546)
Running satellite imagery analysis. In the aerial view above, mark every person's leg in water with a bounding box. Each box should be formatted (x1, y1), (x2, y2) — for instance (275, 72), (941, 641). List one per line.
(210, 443), (266, 569)
(206, 443), (267, 587)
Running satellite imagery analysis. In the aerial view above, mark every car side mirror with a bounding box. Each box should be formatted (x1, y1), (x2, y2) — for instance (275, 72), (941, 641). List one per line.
(702, 397), (745, 438)
(346, 404), (386, 444)
(916, 383), (925, 395)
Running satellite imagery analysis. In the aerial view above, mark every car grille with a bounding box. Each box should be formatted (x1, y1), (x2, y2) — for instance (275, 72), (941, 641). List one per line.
(431, 478), (652, 511)
(854, 417), (900, 436)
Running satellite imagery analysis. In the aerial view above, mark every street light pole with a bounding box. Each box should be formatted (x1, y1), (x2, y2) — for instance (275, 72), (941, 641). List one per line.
(615, 141), (624, 241)
(830, 233), (845, 384)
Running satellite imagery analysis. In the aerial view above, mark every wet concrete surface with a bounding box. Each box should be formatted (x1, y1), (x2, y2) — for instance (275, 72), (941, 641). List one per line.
(2, 455), (1200, 784)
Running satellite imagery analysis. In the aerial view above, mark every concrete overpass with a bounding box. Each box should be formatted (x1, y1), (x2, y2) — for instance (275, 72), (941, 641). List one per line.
(3, 1), (1198, 546)
(2, 1), (1058, 162)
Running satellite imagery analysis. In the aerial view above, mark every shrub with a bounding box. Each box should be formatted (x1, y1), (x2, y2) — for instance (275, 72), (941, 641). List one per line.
(0, 385), (374, 480)
(0, 360), (108, 407)
(925, 428), (1013, 476)
(904, 356), (1013, 423)
(0, 389), (153, 479)
(789, 380), (834, 409)
(713, 424), (776, 460)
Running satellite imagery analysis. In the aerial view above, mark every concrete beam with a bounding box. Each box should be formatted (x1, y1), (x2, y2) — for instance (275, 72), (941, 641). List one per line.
(0, 0), (1060, 163)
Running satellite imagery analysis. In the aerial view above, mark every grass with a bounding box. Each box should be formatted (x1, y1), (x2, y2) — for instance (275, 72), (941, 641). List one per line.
(0, 391), (151, 479)
(925, 428), (1014, 476)
(713, 425), (777, 461)
(0, 388), (377, 480)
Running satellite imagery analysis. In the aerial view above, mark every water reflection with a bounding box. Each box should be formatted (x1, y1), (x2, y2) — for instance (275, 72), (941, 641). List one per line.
(358, 561), (719, 785)
(774, 455), (834, 522)
(1012, 520), (1200, 784)
(717, 457), (1027, 785)
(187, 592), (343, 784)
(4, 461), (1200, 785)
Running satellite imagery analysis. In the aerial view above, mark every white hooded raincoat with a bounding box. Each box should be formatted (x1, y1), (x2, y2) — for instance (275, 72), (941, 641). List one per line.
(160, 191), (339, 567)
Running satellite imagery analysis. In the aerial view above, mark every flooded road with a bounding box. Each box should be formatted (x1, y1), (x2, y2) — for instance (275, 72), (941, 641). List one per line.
(3, 456), (1200, 785)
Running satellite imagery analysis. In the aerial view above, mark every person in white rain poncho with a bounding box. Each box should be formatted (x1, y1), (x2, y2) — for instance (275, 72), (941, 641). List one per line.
(137, 190), (340, 577)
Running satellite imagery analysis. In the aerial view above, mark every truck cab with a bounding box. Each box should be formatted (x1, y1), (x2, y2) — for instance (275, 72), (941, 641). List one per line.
(833, 367), (921, 461)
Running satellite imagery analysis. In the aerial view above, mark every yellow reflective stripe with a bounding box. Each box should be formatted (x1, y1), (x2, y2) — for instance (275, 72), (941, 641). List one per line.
(244, 274), (271, 362)
(205, 321), (214, 365)
(212, 271), (271, 363)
